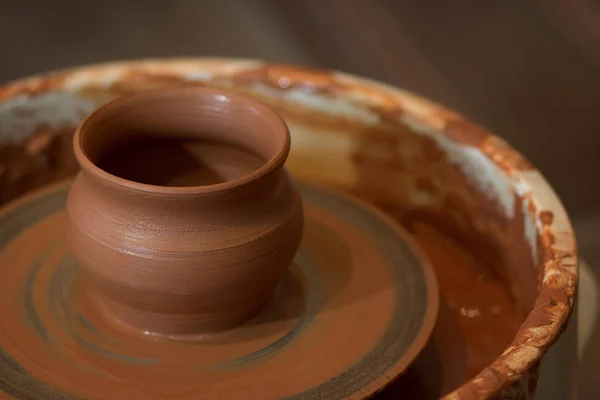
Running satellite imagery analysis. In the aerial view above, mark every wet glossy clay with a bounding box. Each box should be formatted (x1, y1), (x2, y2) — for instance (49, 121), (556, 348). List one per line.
(66, 88), (304, 337)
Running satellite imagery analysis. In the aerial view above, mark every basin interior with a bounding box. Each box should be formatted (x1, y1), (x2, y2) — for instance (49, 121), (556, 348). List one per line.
(0, 71), (539, 399)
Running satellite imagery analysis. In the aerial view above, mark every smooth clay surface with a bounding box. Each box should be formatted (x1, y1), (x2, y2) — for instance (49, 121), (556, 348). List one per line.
(67, 88), (304, 337)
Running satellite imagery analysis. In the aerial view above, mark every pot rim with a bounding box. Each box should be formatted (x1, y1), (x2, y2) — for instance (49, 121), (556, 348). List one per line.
(0, 58), (579, 399)
(73, 86), (291, 195)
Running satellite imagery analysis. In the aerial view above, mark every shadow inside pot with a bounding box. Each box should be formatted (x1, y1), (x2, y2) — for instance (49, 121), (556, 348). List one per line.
(96, 137), (265, 187)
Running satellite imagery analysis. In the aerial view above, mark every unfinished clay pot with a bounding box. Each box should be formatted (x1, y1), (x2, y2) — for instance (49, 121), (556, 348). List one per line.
(66, 87), (304, 337)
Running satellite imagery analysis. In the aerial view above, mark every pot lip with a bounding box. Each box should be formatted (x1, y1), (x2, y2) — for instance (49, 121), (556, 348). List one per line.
(73, 86), (291, 195)
(0, 58), (579, 399)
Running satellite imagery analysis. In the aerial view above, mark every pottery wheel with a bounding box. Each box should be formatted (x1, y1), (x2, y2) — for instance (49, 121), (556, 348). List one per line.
(0, 181), (438, 400)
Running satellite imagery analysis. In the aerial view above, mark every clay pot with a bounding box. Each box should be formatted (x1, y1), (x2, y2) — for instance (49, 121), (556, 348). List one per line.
(66, 87), (304, 337)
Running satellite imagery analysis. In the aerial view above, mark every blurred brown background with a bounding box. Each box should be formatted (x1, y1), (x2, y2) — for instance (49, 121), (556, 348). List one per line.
(1, 0), (599, 219)
(0, 0), (598, 396)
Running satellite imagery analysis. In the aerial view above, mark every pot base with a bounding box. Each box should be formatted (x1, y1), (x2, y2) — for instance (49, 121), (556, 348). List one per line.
(91, 285), (275, 340)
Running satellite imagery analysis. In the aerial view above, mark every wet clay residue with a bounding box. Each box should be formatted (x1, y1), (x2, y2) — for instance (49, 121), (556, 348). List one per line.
(230, 64), (339, 95)
(0, 128), (78, 204)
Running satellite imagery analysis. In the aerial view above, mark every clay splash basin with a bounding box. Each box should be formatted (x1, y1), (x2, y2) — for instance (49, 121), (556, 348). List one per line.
(0, 59), (578, 399)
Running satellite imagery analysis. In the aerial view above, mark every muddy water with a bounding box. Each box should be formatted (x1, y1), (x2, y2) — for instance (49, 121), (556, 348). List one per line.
(380, 219), (523, 398)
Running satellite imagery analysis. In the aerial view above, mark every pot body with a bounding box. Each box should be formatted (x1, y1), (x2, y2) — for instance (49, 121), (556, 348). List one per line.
(67, 160), (303, 336)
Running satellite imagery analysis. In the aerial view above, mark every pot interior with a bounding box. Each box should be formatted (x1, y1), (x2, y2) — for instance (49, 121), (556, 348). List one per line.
(0, 61), (543, 398)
